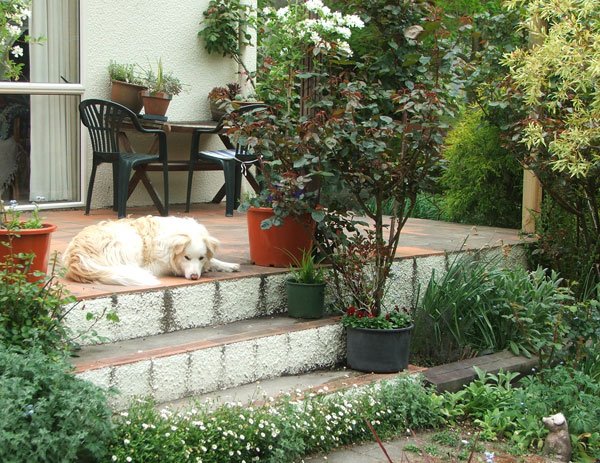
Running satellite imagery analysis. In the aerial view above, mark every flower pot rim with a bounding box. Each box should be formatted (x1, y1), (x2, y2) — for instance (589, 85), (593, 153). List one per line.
(286, 278), (326, 287)
(111, 79), (147, 90)
(346, 323), (414, 333)
(0, 223), (57, 235)
(141, 90), (173, 100)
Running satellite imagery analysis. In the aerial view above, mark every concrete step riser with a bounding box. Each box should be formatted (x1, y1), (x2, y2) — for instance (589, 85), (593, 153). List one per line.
(64, 246), (527, 346)
(76, 323), (344, 410)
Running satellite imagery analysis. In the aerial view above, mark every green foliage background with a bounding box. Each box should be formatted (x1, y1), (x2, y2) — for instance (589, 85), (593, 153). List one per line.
(440, 109), (522, 228)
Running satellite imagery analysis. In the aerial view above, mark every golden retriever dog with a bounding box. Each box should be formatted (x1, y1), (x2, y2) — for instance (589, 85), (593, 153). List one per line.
(63, 216), (240, 286)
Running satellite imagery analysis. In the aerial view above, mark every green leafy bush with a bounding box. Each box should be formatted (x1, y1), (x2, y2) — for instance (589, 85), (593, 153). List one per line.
(440, 109), (522, 228)
(0, 254), (79, 354)
(0, 347), (114, 463)
(446, 366), (600, 460)
(108, 375), (443, 463)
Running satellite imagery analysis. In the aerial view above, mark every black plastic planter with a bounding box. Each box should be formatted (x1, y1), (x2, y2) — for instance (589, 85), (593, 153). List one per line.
(346, 324), (414, 373)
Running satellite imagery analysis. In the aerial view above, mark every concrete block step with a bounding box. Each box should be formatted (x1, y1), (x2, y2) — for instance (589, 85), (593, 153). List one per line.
(72, 314), (345, 410)
(422, 350), (538, 392)
(63, 271), (290, 346)
(62, 244), (528, 346)
(164, 365), (428, 411)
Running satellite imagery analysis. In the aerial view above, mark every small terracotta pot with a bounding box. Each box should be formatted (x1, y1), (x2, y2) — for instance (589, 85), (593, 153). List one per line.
(0, 223), (57, 282)
(246, 207), (315, 267)
(141, 91), (172, 117)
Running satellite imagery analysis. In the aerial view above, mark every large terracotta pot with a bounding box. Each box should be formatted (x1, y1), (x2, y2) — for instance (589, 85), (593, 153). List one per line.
(110, 80), (147, 113)
(246, 207), (314, 267)
(0, 223), (57, 282)
(141, 91), (172, 117)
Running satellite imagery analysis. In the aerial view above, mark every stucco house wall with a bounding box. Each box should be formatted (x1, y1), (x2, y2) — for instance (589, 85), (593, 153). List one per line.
(80, 0), (257, 210)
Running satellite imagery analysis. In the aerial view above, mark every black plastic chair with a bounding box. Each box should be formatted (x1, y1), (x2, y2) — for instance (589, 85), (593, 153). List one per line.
(185, 103), (267, 217)
(79, 99), (169, 218)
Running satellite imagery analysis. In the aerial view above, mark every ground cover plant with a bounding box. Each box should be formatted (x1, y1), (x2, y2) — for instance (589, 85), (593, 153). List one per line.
(444, 366), (600, 461)
(107, 374), (444, 463)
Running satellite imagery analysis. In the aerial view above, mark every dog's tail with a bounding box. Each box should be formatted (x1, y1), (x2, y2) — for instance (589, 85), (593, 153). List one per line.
(64, 254), (160, 286)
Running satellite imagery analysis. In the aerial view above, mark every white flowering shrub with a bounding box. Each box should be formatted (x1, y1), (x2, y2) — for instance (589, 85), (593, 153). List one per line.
(108, 374), (443, 463)
(0, 0), (42, 81)
(256, 0), (364, 113)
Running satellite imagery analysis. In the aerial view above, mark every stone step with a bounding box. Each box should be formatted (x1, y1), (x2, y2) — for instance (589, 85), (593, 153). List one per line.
(72, 314), (345, 409)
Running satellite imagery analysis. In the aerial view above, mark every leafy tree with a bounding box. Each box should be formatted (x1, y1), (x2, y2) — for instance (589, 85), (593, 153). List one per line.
(503, 0), (600, 283)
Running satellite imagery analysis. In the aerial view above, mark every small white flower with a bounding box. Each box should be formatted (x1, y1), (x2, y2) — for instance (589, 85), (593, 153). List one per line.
(11, 45), (24, 58)
(112, 457), (117, 462)
(305, 0), (324, 11)
(276, 6), (289, 18)
(8, 25), (21, 37)
(126, 458), (132, 463)
(123, 439), (130, 445)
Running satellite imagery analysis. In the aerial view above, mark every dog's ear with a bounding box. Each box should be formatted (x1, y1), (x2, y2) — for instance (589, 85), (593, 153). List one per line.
(171, 234), (191, 255)
(204, 235), (220, 259)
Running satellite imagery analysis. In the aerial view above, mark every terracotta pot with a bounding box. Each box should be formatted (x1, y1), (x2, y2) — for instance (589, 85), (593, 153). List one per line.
(0, 223), (57, 282)
(246, 207), (314, 267)
(141, 91), (172, 117)
(110, 80), (147, 113)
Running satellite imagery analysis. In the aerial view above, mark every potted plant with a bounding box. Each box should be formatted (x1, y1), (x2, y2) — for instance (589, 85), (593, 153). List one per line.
(0, 199), (57, 282)
(341, 305), (413, 372)
(240, 178), (318, 268)
(285, 247), (326, 319)
(140, 59), (184, 118)
(107, 60), (147, 113)
(208, 83), (241, 120)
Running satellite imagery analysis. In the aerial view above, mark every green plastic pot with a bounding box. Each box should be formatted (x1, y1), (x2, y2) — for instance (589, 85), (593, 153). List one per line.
(285, 279), (326, 319)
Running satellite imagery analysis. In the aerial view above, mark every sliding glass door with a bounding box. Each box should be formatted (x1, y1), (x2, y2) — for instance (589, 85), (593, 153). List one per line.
(0, 0), (82, 206)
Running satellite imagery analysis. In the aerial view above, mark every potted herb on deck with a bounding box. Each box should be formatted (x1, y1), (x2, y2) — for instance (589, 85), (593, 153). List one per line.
(0, 199), (57, 281)
(285, 248), (326, 319)
(108, 60), (146, 113)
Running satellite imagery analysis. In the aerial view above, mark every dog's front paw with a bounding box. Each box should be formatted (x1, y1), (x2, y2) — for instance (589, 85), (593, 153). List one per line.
(225, 263), (240, 273)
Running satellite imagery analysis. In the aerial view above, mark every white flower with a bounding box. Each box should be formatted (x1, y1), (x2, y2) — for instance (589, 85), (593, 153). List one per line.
(111, 457), (117, 462)
(126, 458), (132, 463)
(11, 45), (24, 58)
(345, 15), (365, 29)
(8, 24), (22, 37)
(123, 439), (130, 445)
(276, 6), (289, 18)
(305, 0), (324, 11)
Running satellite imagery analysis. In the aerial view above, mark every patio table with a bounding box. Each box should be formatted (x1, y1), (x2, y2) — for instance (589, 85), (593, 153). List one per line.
(119, 119), (260, 215)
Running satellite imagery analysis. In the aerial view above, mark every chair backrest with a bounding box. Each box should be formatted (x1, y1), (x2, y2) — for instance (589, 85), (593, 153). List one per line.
(218, 103), (268, 158)
(79, 99), (138, 155)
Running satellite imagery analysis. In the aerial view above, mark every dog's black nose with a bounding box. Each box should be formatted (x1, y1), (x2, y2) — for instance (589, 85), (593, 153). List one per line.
(190, 273), (199, 280)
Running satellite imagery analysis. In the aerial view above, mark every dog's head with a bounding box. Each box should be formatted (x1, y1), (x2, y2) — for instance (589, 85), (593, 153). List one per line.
(170, 233), (220, 280)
